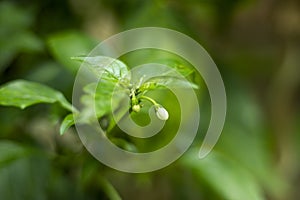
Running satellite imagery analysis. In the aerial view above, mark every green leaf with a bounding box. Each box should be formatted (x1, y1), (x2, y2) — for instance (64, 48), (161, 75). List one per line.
(128, 56), (197, 92)
(60, 114), (75, 135)
(144, 55), (194, 77)
(81, 79), (128, 120)
(47, 31), (96, 73)
(73, 56), (130, 121)
(181, 150), (264, 200)
(0, 80), (74, 112)
(155, 59), (195, 77)
(71, 56), (130, 80)
(139, 76), (198, 92)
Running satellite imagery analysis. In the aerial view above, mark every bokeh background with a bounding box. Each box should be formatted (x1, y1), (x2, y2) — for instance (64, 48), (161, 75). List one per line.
(0, 0), (300, 199)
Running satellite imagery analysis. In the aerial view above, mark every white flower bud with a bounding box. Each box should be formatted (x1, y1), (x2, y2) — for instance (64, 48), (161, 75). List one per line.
(132, 104), (141, 112)
(156, 107), (169, 120)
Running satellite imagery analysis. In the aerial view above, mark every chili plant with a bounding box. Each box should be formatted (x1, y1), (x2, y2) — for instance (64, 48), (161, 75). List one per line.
(0, 56), (198, 150)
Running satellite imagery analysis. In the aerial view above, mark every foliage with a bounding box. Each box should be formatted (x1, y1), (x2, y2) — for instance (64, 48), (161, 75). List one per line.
(0, 80), (73, 111)
(0, 0), (299, 199)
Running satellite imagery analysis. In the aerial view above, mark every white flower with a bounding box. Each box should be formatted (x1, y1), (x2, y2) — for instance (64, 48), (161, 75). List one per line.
(156, 107), (169, 120)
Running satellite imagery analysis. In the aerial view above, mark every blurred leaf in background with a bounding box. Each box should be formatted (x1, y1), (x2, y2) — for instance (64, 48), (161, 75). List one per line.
(0, 141), (49, 200)
(0, 2), (43, 73)
(47, 31), (96, 74)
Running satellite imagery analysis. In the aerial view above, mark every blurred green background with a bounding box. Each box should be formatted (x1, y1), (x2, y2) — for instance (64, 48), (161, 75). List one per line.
(0, 0), (300, 199)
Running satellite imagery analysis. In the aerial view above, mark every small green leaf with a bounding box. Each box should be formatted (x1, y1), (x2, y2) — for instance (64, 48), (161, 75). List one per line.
(155, 59), (195, 77)
(0, 80), (74, 112)
(139, 76), (198, 92)
(71, 56), (129, 80)
(81, 80), (128, 121)
(60, 114), (75, 135)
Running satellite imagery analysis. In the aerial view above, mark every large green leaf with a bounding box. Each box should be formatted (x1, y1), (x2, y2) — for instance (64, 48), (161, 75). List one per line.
(0, 80), (73, 112)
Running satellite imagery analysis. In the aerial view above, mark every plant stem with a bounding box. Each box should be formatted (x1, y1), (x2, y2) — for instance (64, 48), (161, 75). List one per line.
(106, 101), (130, 134)
(139, 95), (159, 106)
(97, 175), (122, 200)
